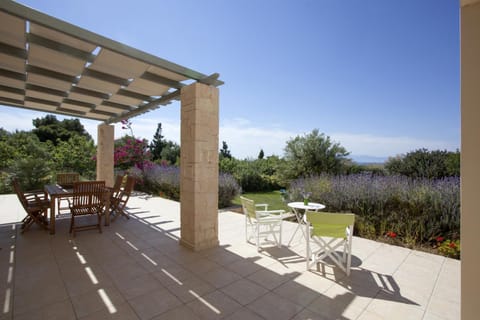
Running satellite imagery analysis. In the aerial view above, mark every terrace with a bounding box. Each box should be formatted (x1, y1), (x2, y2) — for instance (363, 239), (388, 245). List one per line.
(0, 0), (477, 318)
(0, 193), (459, 319)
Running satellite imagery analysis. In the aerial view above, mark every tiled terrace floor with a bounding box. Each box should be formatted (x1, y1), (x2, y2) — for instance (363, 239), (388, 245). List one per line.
(0, 194), (460, 320)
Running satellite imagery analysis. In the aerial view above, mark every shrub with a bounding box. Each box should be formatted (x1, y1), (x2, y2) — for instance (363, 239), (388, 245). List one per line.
(218, 173), (241, 208)
(288, 173), (460, 247)
(385, 148), (460, 179)
(134, 164), (240, 208)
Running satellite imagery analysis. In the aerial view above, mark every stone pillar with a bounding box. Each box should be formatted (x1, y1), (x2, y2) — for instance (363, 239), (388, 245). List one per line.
(96, 123), (114, 187)
(180, 82), (219, 251)
(461, 1), (480, 319)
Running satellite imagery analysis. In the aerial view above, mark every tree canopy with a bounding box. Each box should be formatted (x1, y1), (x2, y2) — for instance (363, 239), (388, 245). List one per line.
(385, 148), (460, 179)
(32, 115), (92, 145)
(281, 129), (350, 180)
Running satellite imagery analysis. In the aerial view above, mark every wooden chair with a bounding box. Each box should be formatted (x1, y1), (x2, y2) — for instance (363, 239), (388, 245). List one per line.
(110, 176), (135, 221)
(69, 181), (108, 236)
(110, 174), (125, 200)
(56, 172), (80, 215)
(12, 178), (50, 233)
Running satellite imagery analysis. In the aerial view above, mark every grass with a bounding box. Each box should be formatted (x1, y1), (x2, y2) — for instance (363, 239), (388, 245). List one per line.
(233, 190), (290, 211)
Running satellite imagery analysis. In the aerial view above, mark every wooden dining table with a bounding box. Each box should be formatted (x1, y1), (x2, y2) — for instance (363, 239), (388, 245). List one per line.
(44, 184), (111, 234)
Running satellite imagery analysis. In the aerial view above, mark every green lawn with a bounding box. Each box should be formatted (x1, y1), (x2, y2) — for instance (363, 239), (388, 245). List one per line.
(233, 190), (290, 211)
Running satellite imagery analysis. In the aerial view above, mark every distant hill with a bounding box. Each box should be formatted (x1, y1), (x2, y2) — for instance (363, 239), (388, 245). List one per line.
(351, 155), (387, 164)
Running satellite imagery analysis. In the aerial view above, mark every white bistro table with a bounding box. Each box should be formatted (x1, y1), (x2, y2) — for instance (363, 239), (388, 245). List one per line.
(287, 201), (326, 245)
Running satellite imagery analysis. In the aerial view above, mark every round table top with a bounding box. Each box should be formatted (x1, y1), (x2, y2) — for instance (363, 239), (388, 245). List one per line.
(287, 202), (325, 211)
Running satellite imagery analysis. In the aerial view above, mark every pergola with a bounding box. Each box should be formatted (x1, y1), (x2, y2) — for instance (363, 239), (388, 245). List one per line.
(0, 0), (222, 251)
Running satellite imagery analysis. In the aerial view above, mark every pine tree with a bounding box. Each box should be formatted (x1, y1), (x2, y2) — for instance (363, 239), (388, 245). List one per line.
(149, 123), (166, 161)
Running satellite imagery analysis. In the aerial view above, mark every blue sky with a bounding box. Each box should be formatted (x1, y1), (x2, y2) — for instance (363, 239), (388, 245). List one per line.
(1, 0), (460, 162)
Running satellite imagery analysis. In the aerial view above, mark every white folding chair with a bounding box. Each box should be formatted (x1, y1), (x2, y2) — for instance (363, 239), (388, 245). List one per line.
(240, 196), (284, 252)
(305, 211), (355, 275)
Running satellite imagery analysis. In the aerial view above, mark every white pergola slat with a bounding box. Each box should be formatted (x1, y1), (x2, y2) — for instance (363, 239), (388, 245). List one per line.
(0, 1), (223, 124)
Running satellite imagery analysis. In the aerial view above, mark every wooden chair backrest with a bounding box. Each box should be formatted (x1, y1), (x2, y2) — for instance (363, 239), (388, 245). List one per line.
(71, 181), (106, 208)
(111, 174), (125, 196)
(57, 172), (80, 188)
(12, 178), (27, 207)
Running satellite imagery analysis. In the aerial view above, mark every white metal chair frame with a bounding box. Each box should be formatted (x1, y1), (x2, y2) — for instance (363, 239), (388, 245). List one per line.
(240, 196), (284, 252)
(305, 211), (355, 275)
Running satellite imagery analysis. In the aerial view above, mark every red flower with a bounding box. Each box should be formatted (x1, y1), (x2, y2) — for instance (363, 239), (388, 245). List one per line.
(436, 236), (445, 243)
(386, 231), (397, 238)
(449, 242), (457, 249)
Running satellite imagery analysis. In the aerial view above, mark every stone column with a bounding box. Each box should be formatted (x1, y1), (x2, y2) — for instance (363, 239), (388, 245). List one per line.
(180, 82), (219, 251)
(461, 1), (480, 319)
(96, 123), (114, 187)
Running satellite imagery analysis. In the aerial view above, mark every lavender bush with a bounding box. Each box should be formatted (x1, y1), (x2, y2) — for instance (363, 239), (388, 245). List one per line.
(288, 173), (460, 246)
(130, 164), (241, 208)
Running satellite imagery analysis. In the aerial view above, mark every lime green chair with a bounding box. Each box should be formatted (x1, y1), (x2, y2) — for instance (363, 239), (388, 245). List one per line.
(240, 196), (285, 252)
(305, 211), (355, 275)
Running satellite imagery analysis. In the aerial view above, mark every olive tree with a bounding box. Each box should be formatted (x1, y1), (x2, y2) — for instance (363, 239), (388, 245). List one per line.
(280, 129), (350, 182)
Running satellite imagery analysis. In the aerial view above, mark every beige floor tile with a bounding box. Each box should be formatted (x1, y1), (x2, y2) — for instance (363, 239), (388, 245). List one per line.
(306, 282), (375, 319)
(164, 275), (215, 303)
(151, 264), (195, 287)
(13, 299), (75, 320)
(363, 291), (425, 320)
(184, 258), (221, 275)
(361, 245), (411, 275)
(13, 279), (68, 316)
(223, 308), (265, 320)
(201, 266), (242, 289)
(247, 267), (292, 290)
(225, 257), (263, 277)
(426, 297), (460, 320)
(128, 287), (182, 320)
(114, 272), (163, 300)
(70, 285), (126, 319)
(246, 292), (304, 320)
(422, 310), (452, 320)
(108, 261), (149, 284)
(290, 308), (329, 320)
(273, 279), (321, 307)
(78, 302), (140, 320)
(186, 290), (242, 320)
(220, 278), (269, 305)
(150, 305), (201, 320)
(0, 195), (461, 320)
(201, 247), (244, 267)
(356, 309), (389, 320)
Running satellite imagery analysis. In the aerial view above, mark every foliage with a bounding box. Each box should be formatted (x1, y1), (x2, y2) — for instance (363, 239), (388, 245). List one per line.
(134, 163), (240, 208)
(12, 157), (51, 190)
(159, 140), (180, 165)
(32, 114), (92, 144)
(280, 129), (350, 182)
(149, 123), (180, 165)
(437, 239), (460, 259)
(218, 173), (242, 208)
(385, 148), (460, 179)
(219, 141), (232, 160)
(0, 128), (96, 192)
(114, 136), (153, 171)
(232, 190), (290, 211)
(0, 131), (53, 191)
(149, 122), (165, 161)
(258, 149), (264, 159)
(220, 156), (283, 192)
(51, 135), (96, 179)
(288, 173), (460, 247)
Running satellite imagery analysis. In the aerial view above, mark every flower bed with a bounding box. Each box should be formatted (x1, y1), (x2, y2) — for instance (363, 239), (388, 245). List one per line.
(288, 173), (460, 257)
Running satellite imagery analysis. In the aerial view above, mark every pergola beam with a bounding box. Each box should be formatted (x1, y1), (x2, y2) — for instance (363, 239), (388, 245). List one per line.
(0, 1), (223, 87)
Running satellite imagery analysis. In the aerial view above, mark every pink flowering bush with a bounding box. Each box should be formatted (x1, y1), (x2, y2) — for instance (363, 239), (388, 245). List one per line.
(114, 136), (153, 171)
